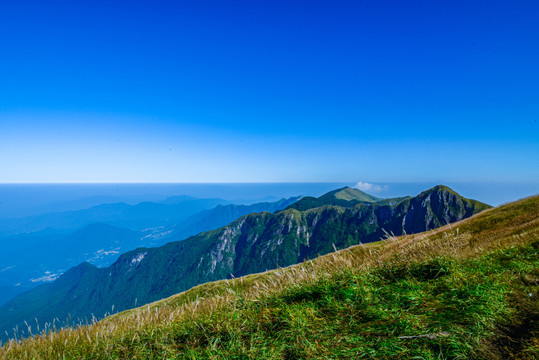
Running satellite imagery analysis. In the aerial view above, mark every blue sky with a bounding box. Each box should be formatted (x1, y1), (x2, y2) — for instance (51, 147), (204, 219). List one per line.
(0, 1), (537, 185)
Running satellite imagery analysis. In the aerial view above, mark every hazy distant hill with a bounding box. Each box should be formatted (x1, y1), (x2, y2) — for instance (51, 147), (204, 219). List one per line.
(0, 224), (141, 306)
(0, 197), (229, 236)
(0, 197), (299, 307)
(0, 185), (490, 338)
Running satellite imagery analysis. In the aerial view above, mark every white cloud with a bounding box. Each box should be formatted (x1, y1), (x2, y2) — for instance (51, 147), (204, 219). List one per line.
(0, 266), (14, 273)
(353, 181), (388, 194)
(31, 273), (61, 283)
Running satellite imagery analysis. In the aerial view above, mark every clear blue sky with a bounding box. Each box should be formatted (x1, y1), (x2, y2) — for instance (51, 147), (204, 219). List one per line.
(0, 0), (537, 185)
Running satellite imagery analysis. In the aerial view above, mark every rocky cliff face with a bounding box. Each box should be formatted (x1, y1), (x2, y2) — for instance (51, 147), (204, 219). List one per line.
(0, 186), (490, 340)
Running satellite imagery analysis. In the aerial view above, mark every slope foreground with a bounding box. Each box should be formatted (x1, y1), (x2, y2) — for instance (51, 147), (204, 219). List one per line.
(1, 194), (537, 359)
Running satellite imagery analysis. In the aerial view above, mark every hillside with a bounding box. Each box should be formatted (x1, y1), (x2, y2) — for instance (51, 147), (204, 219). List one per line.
(0, 185), (490, 341)
(286, 186), (382, 211)
(0, 193), (536, 359)
(168, 196), (300, 241)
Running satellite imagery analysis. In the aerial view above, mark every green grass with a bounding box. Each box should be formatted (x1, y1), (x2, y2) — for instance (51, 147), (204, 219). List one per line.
(1, 195), (537, 359)
(90, 243), (537, 359)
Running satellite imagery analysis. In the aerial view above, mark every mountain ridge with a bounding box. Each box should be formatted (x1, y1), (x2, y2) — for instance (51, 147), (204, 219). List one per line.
(0, 197), (230, 236)
(0, 185), (491, 339)
(168, 197), (301, 242)
(286, 186), (382, 211)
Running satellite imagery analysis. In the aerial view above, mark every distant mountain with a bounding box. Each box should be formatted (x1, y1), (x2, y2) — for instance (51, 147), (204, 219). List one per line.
(0, 186), (490, 339)
(52, 223), (143, 267)
(158, 195), (203, 205)
(0, 223), (142, 306)
(322, 186), (381, 202)
(287, 186), (382, 211)
(0, 197), (229, 236)
(23, 194), (170, 218)
(0, 197), (299, 307)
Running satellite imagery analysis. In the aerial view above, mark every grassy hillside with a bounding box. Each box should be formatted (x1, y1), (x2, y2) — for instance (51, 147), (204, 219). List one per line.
(1, 195), (537, 359)
(286, 186), (381, 211)
(321, 187), (381, 202)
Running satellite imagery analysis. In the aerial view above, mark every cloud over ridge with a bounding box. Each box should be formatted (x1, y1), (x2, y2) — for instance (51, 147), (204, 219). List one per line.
(353, 181), (388, 194)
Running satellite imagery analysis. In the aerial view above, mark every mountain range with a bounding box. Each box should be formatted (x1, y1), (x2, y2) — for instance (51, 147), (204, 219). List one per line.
(169, 196), (300, 241)
(0, 197), (229, 237)
(0, 185), (490, 340)
(0, 197), (297, 307)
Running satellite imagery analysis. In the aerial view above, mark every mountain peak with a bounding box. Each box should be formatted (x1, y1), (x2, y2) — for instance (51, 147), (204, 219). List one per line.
(286, 186), (381, 211)
(415, 185), (456, 197)
(416, 185), (491, 210)
(320, 186), (380, 203)
(428, 184), (454, 192)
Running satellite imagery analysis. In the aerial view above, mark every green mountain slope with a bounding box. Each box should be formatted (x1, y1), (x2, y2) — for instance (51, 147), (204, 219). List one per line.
(287, 186), (382, 211)
(322, 186), (381, 202)
(0, 186), (490, 341)
(1, 193), (536, 359)
(168, 196), (300, 241)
